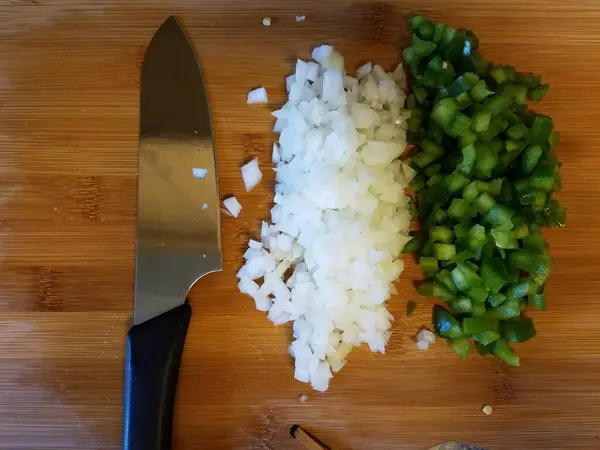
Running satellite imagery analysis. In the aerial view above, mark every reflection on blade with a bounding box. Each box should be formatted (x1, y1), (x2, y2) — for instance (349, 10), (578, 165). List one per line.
(135, 16), (221, 325)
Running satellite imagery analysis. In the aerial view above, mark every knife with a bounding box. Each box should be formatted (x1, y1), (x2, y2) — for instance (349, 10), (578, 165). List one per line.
(123, 16), (221, 450)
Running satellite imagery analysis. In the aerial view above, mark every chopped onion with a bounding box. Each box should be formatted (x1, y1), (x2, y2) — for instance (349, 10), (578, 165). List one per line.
(296, 15), (306, 22)
(416, 340), (430, 351)
(247, 87), (269, 104)
(355, 62), (373, 79)
(223, 196), (242, 218)
(416, 328), (436, 344)
(238, 46), (410, 392)
(192, 168), (207, 179)
(241, 158), (263, 191)
(272, 143), (281, 164)
(262, 17), (271, 27)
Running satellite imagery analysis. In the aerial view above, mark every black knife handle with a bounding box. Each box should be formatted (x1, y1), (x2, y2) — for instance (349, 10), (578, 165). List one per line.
(123, 302), (191, 450)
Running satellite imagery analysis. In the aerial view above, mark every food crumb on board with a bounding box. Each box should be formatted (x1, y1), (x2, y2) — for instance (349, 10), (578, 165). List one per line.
(296, 15), (306, 22)
(299, 394), (308, 403)
(482, 404), (493, 415)
(262, 17), (271, 27)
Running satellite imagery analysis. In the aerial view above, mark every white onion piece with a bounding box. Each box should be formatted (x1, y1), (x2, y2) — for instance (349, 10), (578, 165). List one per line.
(356, 62), (372, 79)
(223, 196), (242, 218)
(241, 158), (263, 191)
(416, 340), (430, 351)
(416, 328), (436, 344)
(272, 143), (281, 164)
(192, 168), (207, 179)
(238, 45), (410, 392)
(247, 87), (269, 104)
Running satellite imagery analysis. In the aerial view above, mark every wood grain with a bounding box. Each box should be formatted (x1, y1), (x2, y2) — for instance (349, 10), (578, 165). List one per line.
(0, 1), (599, 449)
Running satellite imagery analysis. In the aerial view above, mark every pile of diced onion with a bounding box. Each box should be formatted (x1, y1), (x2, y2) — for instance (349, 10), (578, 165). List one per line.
(237, 45), (415, 391)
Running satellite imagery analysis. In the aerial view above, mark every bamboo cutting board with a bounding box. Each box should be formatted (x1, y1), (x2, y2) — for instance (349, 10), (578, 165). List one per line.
(0, 1), (599, 449)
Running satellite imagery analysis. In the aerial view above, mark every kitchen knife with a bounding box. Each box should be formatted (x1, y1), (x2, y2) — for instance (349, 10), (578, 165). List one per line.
(123, 16), (221, 450)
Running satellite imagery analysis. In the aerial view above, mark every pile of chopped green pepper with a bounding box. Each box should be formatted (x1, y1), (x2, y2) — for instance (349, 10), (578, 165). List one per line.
(402, 14), (566, 365)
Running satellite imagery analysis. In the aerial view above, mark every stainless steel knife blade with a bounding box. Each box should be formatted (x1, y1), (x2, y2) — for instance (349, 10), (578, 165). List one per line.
(135, 16), (221, 325)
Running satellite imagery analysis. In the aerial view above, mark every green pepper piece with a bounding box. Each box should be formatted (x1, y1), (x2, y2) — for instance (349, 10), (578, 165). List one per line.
(466, 283), (489, 303)
(430, 226), (454, 243)
(472, 53), (489, 76)
(433, 243), (456, 261)
(433, 23), (447, 43)
(530, 160), (556, 191)
(529, 293), (546, 311)
(468, 224), (488, 251)
(528, 84), (549, 102)
(489, 300), (521, 320)
(489, 65), (508, 85)
(431, 97), (460, 127)
(513, 222), (529, 239)
(409, 173), (425, 191)
(406, 300), (417, 316)
(471, 302), (486, 317)
(522, 232), (547, 254)
(501, 317), (537, 343)
(522, 144), (543, 173)
(473, 330), (501, 345)
(449, 338), (473, 359)
(530, 114), (554, 144)
(457, 144), (476, 175)
(506, 123), (529, 141)
(518, 72), (542, 88)
(440, 27), (457, 50)
(413, 84), (430, 105)
(412, 151), (436, 168)
(484, 94), (512, 115)
(448, 198), (476, 219)
(421, 138), (445, 158)
(508, 279), (534, 301)
(412, 33), (437, 58)
(505, 140), (527, 153)
(445, 172), (471, 193)
(473, 192), (496, 214)
(424, 163), (442, 178)
(451, 262), (481, 291)
(409, 14), (428, 32)
(481, 259), (508, 293)
(448, 75), (473, 96)
(493, 339), (520, 366)
(419, 257), (439, 275)
(490, 228), (519, 249)
(459, 129), (477, 148)
(486, 204), (514, 230)
(418, 20), (435, 40)
(463, 181), (479, 201)
(427, 55), (444, 72)
(433, 305), (463, 338)
(470, 79), (494, 103)
(446, 113), (472, 137)
(488, 292), (508, 307)
(449, 297), (473, 314)
(472, 110), (491, 132)
(434, 269), (459, 294)
(402, 233), (425, 254)
(402, 46), (418, 66)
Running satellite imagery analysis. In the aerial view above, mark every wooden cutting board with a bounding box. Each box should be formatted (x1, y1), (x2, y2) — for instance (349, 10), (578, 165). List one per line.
(0, 1), (598, 449)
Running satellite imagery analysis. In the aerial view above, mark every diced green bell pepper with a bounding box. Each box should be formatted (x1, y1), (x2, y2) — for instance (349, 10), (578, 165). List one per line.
(449, 338), (473, 359)
(492, 339), (521, 366)
(433, 305), (463, 338)
(501, 317), (536, 343)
